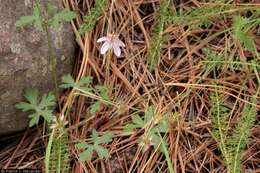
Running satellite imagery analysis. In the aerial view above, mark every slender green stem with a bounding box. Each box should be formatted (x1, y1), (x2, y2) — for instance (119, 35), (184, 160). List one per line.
(158, 133), (175, 173)
(105, 50), (112, 85)
(44, 21), (61, 111)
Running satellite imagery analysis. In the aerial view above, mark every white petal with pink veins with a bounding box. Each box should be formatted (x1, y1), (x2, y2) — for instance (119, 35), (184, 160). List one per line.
(113, 44), (121, 57)
(101, 42), (111, 54)
(97, 36), (110, 43)
(115, 39), (125, 47)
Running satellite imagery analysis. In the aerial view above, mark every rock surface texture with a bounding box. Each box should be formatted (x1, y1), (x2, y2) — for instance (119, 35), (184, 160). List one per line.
(0, 0), (75, 135)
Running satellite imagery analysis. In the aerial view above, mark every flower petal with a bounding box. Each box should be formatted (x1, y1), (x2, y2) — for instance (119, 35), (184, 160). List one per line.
(97, 36), (110, 43)
(113, 44), (121, 57)
(101, 42), (111, 54)
(115, 39), (125, 47)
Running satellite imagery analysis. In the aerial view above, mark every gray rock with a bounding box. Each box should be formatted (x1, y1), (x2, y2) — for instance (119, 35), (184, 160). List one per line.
(0, 0), (75, 135)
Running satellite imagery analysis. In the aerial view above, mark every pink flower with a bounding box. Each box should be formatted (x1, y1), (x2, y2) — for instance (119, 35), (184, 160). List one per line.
(97, 34), (125, 57)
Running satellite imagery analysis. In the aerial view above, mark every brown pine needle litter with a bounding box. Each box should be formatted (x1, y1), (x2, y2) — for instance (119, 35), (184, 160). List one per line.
(1, 0), (260, 173)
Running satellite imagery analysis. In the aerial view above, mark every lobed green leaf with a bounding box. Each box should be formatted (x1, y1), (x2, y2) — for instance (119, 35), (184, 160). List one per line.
(15, 16), (35, 27)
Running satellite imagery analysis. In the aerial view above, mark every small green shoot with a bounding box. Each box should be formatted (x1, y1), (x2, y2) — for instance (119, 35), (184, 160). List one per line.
(76, 130), (113, 161)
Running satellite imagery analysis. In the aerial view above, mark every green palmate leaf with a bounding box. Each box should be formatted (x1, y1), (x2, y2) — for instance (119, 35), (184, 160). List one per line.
(150, 132), (161, 149)
(60, 74), (93, 92)
(124, 106), (170, 133)
(78, 77), (93, 92)
(42, 109), (55, 122)
(15, 0), (42, 30)
(126, 106), (170, 155)
(57, 9), (76, 22)
(88, 85), (110, 113)
(33, 0), (44, 31)
(78, 76), (93, 87)
(123, 114), (144, 133)
(149, 131), (167, 153)
(94, 131), (113, 145)
(24, 88), (39, 106)
(47, 3), (58, 18)
(15, 102), (33, 111)
(137, 132), (167, 154)
(50, 9), (76, 30)
(132, 114), (144, 127)
(76, 141), (94, 161)
(28, 113), (40, 127)
(49, 19), (60, 31)
(16, 0), (76, 32)
(76, 141), (89, 150)
(94, 145), (110, 159)
(144, 106), (155, 124)
(15, 0), (43, 31)
(60, 74), (75, 88)
(123, 106), (157, 133)
(79, 146), (94, 161)
(76, 130), (113, 161)
(79, 87), (93, 93)
(124, 106), (170, 154)
(60, 74), (112, 115)
(15, 15), (36, 27)
(91, 129), (99, 140)
(155, 116), (169, 133)
(123, 123), (139, 133)
(146, 125), (169, 154)
(96, 85), (110, 101)
(39, 92), (56, 108)
(15, 88), (56, 127)
(90, 101), (101, 113)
